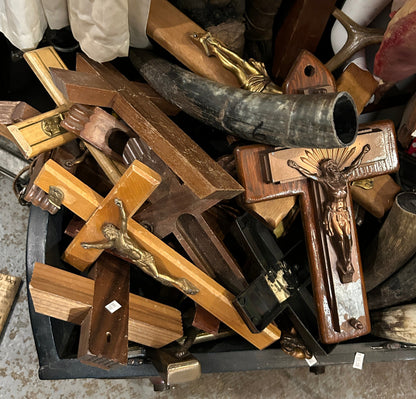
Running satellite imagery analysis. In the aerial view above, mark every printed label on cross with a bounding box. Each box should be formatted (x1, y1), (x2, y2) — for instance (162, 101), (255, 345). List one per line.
(235, 120), (399, 344)
(34, 159), (280, 349)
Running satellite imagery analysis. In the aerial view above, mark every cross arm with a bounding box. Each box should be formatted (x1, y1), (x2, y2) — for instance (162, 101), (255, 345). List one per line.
(50, 68), (117, 108)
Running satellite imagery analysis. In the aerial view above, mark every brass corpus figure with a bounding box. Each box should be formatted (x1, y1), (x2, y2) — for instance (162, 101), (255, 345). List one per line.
(280, 328), (312, 360)
(191, 32), (282, 94)
(288, 144), (370, 283)
(81, 199), (199, 295)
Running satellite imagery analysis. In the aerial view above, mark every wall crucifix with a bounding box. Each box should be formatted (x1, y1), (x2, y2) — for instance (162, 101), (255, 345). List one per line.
(235, 120), (399, 344)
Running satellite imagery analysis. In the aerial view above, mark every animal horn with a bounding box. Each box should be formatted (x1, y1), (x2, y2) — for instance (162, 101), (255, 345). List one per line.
(129, 50), (358, 149)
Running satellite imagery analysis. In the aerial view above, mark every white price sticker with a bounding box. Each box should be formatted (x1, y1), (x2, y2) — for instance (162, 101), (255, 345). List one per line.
(353, 352), (365, 370)
(305, 355), (318, 367)
(105, 300), (122, 314)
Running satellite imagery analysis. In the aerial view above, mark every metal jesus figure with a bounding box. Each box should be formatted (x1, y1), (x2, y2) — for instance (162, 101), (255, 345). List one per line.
(287, 144), (370, 283)
(191, 32), (282, 94)
(81, 198), (199, 295)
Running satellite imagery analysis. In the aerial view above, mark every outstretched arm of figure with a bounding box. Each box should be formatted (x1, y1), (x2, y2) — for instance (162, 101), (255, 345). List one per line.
(81, 240), (114, 250)
(287, 160), (319, 181)
(114, 198), (127, 234)
(343, 144), (370, 176)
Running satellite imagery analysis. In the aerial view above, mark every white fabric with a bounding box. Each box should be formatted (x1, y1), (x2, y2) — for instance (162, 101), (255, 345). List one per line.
(41, 0), (69, 30)
(68, 0), (131, 62)
(0, 0), (151, 61)
(0, 0), (47, 50)
(128, 0), (151, 48)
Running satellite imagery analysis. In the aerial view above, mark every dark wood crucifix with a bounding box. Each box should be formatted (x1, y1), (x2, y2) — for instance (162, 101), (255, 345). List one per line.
(287, 144), (370, 283)
(235, 120), (399, 344)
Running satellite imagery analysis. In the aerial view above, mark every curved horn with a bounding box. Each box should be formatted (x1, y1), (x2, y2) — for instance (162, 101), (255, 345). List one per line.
(363, 192), (416, 292)
(129, 50), (358, 149)
(367, 253), (416, 310)
(371, 304), (416, 345)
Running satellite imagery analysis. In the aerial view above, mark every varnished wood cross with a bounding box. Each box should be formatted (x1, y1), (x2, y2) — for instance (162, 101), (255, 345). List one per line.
(29, 261), (183, 351)
(48, 51), (242, 201)
(34, 159), (280, 349)
(235, 120), (399, 344)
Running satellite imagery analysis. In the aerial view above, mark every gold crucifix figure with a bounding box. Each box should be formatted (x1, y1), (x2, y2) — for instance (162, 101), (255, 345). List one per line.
(82, 198), (199, 295)
(191, 32), (281, 94)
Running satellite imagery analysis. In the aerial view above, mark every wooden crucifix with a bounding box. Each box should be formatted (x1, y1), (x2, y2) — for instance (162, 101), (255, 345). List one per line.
(235, 120), (399, 344)
(34, 159), (280, 349)
(60, 102), (247, 296)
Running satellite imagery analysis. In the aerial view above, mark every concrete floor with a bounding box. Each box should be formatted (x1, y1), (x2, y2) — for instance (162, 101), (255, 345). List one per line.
(1, 172), (416, 399)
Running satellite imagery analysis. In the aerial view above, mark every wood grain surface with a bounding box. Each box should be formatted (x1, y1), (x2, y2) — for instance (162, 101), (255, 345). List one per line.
(29, 262), (183, 348)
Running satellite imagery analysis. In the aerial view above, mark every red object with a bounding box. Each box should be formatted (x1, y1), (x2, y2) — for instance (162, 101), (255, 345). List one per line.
(374, 2), (416, 83)
(406, 138), (416, 157)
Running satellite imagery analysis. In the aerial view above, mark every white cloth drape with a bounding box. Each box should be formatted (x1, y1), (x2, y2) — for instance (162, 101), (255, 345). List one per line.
(0, 0), (151, 62)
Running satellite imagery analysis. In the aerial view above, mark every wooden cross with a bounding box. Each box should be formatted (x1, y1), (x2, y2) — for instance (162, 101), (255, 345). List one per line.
(48, 52), (243, 201)
(29, 261), (183, 348)
(5, 47), (180, 160)
(34, 159), (280, 349)
(235, 120), (399, 344)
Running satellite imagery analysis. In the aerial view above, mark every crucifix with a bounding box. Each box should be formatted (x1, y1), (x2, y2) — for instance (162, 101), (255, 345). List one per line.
(61, 103), (247, 296)
(235, 120), (399, 344)
(34, 159), (280, 349)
